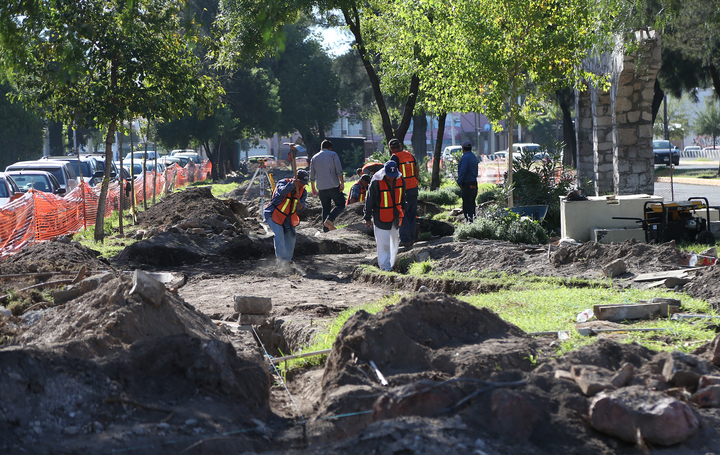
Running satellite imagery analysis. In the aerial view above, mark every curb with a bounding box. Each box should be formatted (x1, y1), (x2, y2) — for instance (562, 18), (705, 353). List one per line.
(655, 177), (720, 187)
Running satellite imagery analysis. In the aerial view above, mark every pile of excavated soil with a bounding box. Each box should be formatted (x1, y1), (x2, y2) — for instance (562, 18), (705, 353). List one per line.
(0, 240), (108, 275)
(420, 238), (689, 280)
(283, 293), (720, 454)
(137, 186), (241, 228)
(684, 264), (720, 310)
(0, 273), (271, 454)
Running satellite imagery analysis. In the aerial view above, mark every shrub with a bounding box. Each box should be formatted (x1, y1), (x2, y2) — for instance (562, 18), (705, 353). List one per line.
(418, 186), (460, 206)
(455, 204), (548, 244)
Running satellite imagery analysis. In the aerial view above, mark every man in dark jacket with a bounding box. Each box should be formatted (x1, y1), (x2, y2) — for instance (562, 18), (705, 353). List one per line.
(364, 161), (407, 272)
(457, 140), (479, 222)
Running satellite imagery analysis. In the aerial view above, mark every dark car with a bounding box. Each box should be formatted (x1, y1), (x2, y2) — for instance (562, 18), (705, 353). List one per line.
(41, 155), (99, 182)
(7, 170), (66, 196)
(653, 140), (680, 166)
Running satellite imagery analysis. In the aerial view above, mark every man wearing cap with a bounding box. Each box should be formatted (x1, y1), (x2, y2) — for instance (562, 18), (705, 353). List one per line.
(364, 161), (407, 272)
(309, 139), (345, 232)
(264, 170), (309, 272)
(389, 138), (418, 246)
(457, 140), (479, 222)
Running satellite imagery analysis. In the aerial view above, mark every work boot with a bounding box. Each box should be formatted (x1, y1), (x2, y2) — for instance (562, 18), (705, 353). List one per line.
(323, 219), (336, 231)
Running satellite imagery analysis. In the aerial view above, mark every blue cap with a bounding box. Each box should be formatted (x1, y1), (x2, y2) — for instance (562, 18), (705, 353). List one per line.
(384, 160), (400, 178)
(296, 169), (309, 184)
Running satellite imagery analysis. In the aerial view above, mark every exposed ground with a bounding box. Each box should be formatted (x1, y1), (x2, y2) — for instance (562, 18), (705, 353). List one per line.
(1, 178), (720, 454)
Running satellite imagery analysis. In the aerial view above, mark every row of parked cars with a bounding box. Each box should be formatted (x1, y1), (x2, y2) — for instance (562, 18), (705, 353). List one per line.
(0, 150), (203, 207)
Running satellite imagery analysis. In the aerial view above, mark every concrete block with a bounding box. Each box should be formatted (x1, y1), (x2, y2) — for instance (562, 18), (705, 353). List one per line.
(593, 228), (645, 244)
(234, 295), (272, 314)
(593, 302), (668, 321)
(129, 270), (165, 307)
(691, 385), (720, 408)
(698, 375), (720, 390)
(602, 259), (627, 278)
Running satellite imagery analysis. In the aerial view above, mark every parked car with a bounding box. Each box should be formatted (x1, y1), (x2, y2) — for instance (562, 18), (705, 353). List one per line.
(173, 152), (203, 164)
(170, 149), (196, 156)
(683, 146), (701, 154)
(511, 143), (542, 160)
(0, 172), (22, 206)
(653, 140), (680, 166)
(5, 161), (78, 193)
(41, 155), (99, 183)
(124, 151), (159, 162)
(6, 170), (65, 196)
(157, 156), (184, 168)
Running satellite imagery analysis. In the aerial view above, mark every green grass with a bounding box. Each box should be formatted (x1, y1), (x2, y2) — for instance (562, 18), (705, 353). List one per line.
(655, 167), (719, 179)
(460, 287), (716, 354)
(278, 271), (719, 373)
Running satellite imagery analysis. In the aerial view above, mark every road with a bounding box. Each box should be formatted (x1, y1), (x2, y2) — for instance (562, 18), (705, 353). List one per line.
(655, 159), (720, 205)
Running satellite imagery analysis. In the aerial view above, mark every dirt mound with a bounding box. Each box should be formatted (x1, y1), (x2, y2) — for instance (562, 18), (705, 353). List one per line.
(0, 239), (108, 274)
(0, 273), (271, 453)
(137, 186), (240, 228)
(293, 295), (720, 454)
(555, 238), (686, 270)
(684, 264), (720, 310)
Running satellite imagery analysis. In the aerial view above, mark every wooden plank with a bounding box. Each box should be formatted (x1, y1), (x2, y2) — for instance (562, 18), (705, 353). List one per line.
(593, 303), (669, 321)
(633, 270), (692, 282)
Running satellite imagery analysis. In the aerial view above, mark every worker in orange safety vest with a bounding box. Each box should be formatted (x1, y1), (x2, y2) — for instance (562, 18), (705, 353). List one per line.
(364, 161), (406, 272)
(389, 138), (418, 247)
(263, 169), (309, 273)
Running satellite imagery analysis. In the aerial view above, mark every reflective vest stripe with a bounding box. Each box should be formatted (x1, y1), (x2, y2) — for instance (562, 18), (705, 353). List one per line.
(378, 177), (403, 223)
(393, 151), (418, 189)
(271, 179), (301, 226)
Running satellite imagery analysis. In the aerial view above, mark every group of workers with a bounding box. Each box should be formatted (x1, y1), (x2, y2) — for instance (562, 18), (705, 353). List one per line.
(264, 138), (478, 273)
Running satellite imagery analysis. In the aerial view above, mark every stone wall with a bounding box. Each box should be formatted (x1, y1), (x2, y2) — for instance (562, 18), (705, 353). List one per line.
(576, 31), (661, 196)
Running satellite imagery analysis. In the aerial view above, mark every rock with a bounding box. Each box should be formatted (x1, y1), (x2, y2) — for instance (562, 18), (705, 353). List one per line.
(491, 388), (541, 441)
(176, 218), (205, 230)
(62, 426), (81, 436)
(659, 351), (716, 391)
(234, 296), (272, 314)
(372, 380), (463, 420)
(52, 288), (81, 304)
(187, 227), (206, 235)
(710, 335), (720, 367)
(691, 384), (720, 408)
(0, 306), (11, 317)
(571, 365), (616, 396)
(221, 229), (235, 237)
(699, 375), (720, 390)
(700, 247), (717, 257)
(418, 285), (431, 293)
(239, 314), (268, 325)
(134, 230), (145, 240)
(589, 387), (699, 446)
(610, 363), (635, 388)
(129, 270), (166, 307)
(602, 259), (627, 278)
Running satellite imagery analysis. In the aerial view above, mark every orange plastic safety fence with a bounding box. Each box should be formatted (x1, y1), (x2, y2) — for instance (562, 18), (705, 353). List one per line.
(0, 160), (212, 259)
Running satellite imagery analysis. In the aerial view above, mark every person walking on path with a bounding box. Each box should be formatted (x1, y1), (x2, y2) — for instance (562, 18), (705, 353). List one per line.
(310, 139), (345, 232)
(389, 138), (418, 246)
(457, 140), (479, 222)
(264, 170), (309, 272)
(364, 161), (407, 272)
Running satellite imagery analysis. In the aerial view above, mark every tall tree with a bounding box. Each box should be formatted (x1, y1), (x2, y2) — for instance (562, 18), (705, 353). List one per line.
(695, 98), (720, 149)
(0, 0), (221, 240)
(217, 0), (419, 143)
(0, 83), (45, 169)
(270, 23), (340, 155)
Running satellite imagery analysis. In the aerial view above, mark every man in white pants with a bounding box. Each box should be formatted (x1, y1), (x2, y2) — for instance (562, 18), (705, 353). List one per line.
(364, 161), (407, 271)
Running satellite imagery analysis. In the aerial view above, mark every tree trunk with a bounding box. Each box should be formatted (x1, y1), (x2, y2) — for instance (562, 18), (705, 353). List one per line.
(556, 88), (576, 168)
(411, 113), (428, 163)
(48, 120), (63, 155)
(709, 64), (720, 98)
(431, 112), (447, 190)
(118, 130), (124, 236)
(342, 4), (417, 143)
(651, 79), (664, 126)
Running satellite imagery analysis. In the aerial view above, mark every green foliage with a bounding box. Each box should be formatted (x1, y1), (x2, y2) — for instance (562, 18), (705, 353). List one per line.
(417, 156), (432, 189)
(0, 83), (44, 169)
(652, 94), (691, 141)
(455, 205), (548, 244)
(369, 150), (391, 164)
(418, 186), (460, 206)
(408, 260), (434, 275)
(511, 141), (574, 230)
(694, 98), (720, 145)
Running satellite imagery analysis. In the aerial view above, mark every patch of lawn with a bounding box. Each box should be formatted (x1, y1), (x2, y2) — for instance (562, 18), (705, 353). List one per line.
(655, 167), (719, 179)
(279, 272), (718, 373)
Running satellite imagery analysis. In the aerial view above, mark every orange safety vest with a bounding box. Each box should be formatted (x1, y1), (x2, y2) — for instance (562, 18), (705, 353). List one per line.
(347, 182), (367, 204)
(378, 177), (404, 224)
(271, 179), (303, 227)
(393, 150), (418, 190)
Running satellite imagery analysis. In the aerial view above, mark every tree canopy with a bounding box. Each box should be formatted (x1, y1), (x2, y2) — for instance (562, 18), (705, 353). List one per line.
(0, 0), (223, 240)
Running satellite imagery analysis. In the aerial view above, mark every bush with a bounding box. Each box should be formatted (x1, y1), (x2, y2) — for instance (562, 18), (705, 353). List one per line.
(455, 204), (548, 244)
(418, 185), (460, 206)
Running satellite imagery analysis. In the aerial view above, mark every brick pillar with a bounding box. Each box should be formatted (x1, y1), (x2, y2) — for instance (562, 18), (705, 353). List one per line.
(613, 30), (660, 195)
(575, 83), (595, 193)
(593, 87), (614, 194)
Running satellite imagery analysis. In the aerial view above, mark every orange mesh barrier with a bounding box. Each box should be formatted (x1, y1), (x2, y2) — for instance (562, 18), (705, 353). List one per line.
(0, 160), (212, 259)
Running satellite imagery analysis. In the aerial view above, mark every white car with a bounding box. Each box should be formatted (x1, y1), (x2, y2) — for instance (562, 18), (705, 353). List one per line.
(5, 160), (78, 193)
(0, 172), (21, 206)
